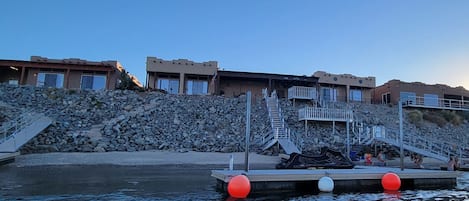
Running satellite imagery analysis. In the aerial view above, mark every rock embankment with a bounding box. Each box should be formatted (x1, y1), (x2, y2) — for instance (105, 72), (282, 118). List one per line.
(1, 84), (467, 154)
(0, 84), (269, 153)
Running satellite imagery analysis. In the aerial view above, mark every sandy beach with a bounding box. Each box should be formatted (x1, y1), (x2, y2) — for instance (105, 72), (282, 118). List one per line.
(7, 150), (449, 170)
(9, 151), (281, 167)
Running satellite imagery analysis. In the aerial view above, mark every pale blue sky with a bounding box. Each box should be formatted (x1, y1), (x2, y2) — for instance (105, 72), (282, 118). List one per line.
(1, 0), (468, 89)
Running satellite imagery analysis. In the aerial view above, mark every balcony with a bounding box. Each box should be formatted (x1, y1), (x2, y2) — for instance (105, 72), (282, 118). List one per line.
(403, 96), (469, 111)
(288, 86), (317, 100)
(298, 107), (353, 122)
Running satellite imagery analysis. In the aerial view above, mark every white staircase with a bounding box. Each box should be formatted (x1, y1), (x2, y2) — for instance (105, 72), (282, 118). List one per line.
(261, 89), (302, 154)
(0, 112), (52, 152)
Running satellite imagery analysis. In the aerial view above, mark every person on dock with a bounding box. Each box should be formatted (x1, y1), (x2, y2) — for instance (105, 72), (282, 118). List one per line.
(448, 156), (456, 171)
(413, 154), (424, 169)
(377, 150), (386, 166)
(364, 153), (372, 166)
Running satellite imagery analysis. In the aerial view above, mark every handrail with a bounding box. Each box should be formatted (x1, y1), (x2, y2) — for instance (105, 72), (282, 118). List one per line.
(403, 95), (469, 111)
(288, 86), (317, 100)
(374, 129), (462, 162)
(0, 111), (38, 144)
(299, 107), (353, 122)
(262, 88), (303, 152)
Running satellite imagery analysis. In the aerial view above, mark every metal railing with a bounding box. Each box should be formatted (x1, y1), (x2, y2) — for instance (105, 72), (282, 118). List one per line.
(403, 95), (469, 111)
(0, 112), (37, 144)
(374, 129), (462, 162)
(298, 106), (353, 122)
(288, 86), (317, 100)
(262, 89), (303, 152)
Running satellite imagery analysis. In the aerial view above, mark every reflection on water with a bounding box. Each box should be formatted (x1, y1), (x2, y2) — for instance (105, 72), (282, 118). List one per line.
(0, 165), (468, 201)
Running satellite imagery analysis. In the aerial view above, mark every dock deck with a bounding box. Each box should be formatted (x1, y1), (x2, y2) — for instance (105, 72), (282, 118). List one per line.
(212, 166), (460, 193)
(0, 152), (19, 165)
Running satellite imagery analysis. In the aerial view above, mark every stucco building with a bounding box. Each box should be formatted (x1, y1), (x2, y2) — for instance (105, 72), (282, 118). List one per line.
(215, 70), (318, 100)
(313, 71), (376, 104)
(146, 56), (218, 95)
(373, 80), (469, 110)
(0, 56), (141, 90)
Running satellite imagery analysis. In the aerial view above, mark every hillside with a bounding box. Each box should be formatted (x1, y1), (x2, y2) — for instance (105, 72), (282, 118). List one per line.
(1, 84), (468, 155)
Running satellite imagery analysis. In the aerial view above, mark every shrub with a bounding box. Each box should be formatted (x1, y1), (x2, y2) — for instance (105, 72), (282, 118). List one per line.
(407, 110), (423, 125)
(423, 111), (447, 127)
(441, 110), (463, 126)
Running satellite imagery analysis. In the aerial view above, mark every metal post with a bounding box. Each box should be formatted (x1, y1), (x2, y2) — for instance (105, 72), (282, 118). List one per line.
(399, 100), (404, 171)
(245, 91), (251, 172)
(346, 120), (350, 160)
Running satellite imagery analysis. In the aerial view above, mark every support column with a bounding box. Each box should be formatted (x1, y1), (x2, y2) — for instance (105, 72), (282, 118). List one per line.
(346, 85), (350, 103)
(65, 69), (71, 89)
(304, 120), (308, 137)
(106, 70), (111, 90)
(19, 66), (25, 85)
(179, 73), (185, 94)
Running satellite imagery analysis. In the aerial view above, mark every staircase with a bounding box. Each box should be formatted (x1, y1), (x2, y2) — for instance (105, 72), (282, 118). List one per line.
(0, 112), (52, 152)
(352, 123), (463, 162)
(261, 89), (302, 154)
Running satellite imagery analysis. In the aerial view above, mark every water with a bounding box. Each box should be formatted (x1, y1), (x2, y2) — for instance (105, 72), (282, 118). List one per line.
(1, 165), (468, 201)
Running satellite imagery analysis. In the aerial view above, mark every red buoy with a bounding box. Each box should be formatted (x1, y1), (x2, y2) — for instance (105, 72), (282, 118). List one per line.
(227, 175), (251, 198)
(381, 172), (401, 191)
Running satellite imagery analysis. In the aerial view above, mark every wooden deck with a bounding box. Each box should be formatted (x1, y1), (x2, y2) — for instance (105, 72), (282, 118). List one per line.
(212, 166), (460, 193)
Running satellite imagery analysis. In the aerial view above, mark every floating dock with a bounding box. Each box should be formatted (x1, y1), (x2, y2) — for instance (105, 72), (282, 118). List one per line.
(211, 166), (460, 193)
(0, 152), (19, 165)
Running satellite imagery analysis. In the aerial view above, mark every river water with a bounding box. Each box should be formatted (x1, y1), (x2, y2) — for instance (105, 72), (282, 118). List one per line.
(1, 165), (468, 201)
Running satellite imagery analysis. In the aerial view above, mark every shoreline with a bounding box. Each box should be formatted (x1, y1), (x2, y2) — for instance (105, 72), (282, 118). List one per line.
(6, 150), (449, 171)
(8, 151), (281, 168)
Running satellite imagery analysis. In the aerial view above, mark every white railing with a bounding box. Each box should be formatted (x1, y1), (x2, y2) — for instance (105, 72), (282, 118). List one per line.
(373, 130), (463, 162)
(288, 86), (317, 100)
(262, 89), (303, 152)
(403, 95), (469, 111)
(0, 112), (37, 144)
(298, 107), (353, 122)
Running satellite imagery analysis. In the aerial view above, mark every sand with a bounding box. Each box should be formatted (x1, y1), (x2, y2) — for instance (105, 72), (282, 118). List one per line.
(8, 150), (448, 170)
(9, 151), (280, 167)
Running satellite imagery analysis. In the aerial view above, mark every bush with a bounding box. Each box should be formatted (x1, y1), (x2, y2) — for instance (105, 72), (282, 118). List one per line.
(407, 110), (423, 125)
(440, 110), (463, 126)
(423, 111), (447, 127)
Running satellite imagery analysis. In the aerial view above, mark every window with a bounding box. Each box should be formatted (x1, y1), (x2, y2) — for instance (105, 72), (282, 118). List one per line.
(157, 78), (179, 94)
(424, 94), (439, 107)
(349, 89), (363, 102)
(382, 93), (391, 104)
(321, 87), (337, 102)
(186, 80), (208, 95)
(81, 74), (107, 90)
(37, 73), (64, 88)
(400, 92), (416, 105)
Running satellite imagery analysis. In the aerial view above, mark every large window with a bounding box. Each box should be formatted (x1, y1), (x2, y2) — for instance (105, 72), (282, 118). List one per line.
(37, 73), (64, 88)
(321, 87), (337, 102)
(81, 74), (107, 90)
(424, 94), (439, 107)
(157, 78), (179, 94)
(186, 80), (208, 95)
(349, 89), (363, 102)
(400, 92), (416, 105)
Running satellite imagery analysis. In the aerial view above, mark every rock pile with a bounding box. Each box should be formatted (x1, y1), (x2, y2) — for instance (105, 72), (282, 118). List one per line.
(0, 84), (467, 154)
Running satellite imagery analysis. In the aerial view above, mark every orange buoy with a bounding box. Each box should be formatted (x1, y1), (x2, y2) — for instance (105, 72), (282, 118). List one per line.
(227, 175), (251, 198)
(381, 172), (401, 191)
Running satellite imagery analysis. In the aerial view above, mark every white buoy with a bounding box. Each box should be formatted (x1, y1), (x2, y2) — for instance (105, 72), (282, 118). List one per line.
(318, 176), (334, 192)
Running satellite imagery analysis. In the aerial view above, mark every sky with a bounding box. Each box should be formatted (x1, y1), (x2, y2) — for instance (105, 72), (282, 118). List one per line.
(1, 0), (469, 89)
